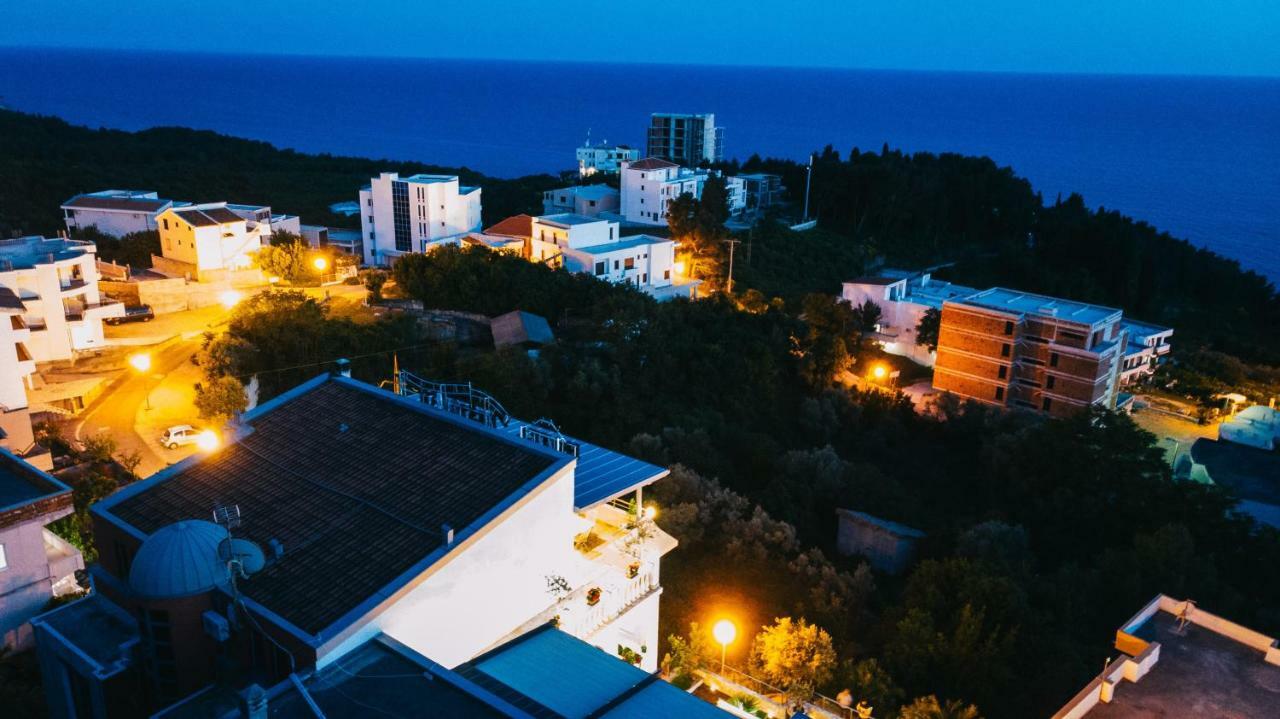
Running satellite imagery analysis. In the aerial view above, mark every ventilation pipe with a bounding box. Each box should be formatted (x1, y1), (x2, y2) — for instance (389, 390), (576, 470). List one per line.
(333, 358), (351, 378)
(442, 524), (455, 546)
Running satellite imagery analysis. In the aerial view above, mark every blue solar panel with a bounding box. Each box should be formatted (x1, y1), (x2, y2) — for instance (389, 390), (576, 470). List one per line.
(498, 420), (668, 509)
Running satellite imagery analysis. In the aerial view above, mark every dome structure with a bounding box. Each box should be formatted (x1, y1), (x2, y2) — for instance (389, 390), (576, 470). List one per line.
(128, 520), (229, 599)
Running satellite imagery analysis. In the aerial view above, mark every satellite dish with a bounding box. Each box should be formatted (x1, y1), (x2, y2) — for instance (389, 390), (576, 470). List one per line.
(218, 537), (266, 576)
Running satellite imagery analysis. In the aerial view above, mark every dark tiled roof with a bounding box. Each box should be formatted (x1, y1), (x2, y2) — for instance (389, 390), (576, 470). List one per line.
(106, 379), (558, 638)
(491, 311), (554, 348)
(485, 214), (534, 239)
(626, 157), (679, 171)
(173, 207), (243, 227)
(62, 195), (169, 212)
(200, 206), (245, 224)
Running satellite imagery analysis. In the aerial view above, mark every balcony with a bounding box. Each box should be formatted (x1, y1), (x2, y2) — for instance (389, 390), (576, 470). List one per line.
(44, 528), (84, 596)
(65, 300), (125, 323)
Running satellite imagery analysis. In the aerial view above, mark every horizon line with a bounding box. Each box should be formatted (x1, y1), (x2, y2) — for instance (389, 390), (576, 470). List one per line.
(3, 43), (1279, 82)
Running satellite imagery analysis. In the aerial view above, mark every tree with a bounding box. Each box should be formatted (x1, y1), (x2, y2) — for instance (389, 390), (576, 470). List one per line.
(749, 617), (837, 700)
(700, 174), (731, 225)
(916, 308), (941, 352)
(850, 299), (883, 335)
(899, 695), (982, 719)
(78, 433), (118, 464)
(255, 238), (310, 282)
(194, 375), (248, 424)
(364, 269), (389, 303)
(800, 294), (857, 388)
(664, 622), (716, 679)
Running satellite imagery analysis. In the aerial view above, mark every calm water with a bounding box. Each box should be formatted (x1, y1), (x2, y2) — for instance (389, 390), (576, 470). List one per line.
(2, 48), (1277, 280)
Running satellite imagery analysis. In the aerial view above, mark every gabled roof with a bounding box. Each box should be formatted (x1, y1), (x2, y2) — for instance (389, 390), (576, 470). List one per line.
(171, 206), (245, 227)
(491, 311), (554, 349)
(97, 376), (567, 642)
(485, 214), (535, 239)
(626, 157), (679, 171)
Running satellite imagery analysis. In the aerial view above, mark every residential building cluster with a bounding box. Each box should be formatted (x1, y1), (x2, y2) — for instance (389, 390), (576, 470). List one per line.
(844, 269), (1173, 417)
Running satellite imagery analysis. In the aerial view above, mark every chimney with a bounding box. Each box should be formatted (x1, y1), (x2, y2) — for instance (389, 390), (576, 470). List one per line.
(333, 358), (351, 378)
(240, 684), (267, 719)
(441, 524), (455, 546)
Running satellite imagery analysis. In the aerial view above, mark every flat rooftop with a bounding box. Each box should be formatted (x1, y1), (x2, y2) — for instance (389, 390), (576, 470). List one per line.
(404, 173), (458, 183)
(576, 235), (670, 255)
(1088, 611), (1280, 717)
(537, 213), (604, 227)
(549, 185), (618, 200)
(62, 192), (170, 212)
(0, 236), (95, 269)
(0, 448), (72, 517)
(101, 377), (562, 640)
(34, 593), (138, 676)
(959, 287), (1122, 326)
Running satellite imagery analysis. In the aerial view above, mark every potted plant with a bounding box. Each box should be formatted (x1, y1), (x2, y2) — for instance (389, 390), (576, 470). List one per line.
(586, 587), (602, 606)
(627, 562), (641, 579)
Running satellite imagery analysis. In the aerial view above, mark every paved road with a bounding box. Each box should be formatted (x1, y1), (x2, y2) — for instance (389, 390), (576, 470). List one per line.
(72, 337), (200, 477)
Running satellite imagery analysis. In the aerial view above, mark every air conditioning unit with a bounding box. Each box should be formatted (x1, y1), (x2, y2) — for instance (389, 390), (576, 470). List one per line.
(203, 610), (230, 642)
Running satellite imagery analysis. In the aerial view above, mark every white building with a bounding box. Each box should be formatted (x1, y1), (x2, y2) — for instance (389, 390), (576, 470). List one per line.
(542, 185), (620, 217)
(0, 236), (123, 363)
(359, 172), (483, 267)
(226, 203), (303, 240)
(577, 141), (640, 176)
(530, 214), (695, 299)
(0, 288), (41, 467)
(154, 203), (262, 280)
(842, 270), (979, 367)
(60, 190), (179, 237)
(1119, 319), (1174, 384)
(620, 158), (744, 226)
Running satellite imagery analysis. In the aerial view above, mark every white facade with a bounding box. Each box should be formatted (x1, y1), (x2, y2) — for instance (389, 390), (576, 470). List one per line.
(529, 214), (679, 298)
(0, 297), (38, 461)
(1119, 320), (1174, 384)
(0, 237), (123, 363)
(842, 272), (980, 367)
(577, 142), (640, 177)
(61, 190), (175, 238)
(620, 159), (745, 226)
(542, 185), (620, 217)
(359, 172), (483, 267)
(226, 203), (302, 241)
(156, 203), (263, 277)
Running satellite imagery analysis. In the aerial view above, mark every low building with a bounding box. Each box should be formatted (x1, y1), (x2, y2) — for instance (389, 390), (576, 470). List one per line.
(530, 214), (693, 299)
(843, 271), (982, 367)
(0, 448), (83, 650)
(225, 203), (302, 240)
(620, 158), (745, 226)
(491, 310), (553, 350)
(1118, 320), (1173, 384)
(1052, 595), (1280, 718)
(154, 203), (263, 280)
(542, 185), (621, 217)
(36, 370), (683, 717)
(736, 173), (785, 214)
(834, 508), (924, 575)
(462, 215), (534, 257)
(323, 228), (364, 257)
(0, 236), (124, 362)
(577, 141), (640, 177)
(359, 172), (483, 267)
(61, 190), (179, 237)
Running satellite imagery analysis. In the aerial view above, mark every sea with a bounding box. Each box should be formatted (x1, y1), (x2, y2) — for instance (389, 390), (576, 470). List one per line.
(1, 48), (1277, 281)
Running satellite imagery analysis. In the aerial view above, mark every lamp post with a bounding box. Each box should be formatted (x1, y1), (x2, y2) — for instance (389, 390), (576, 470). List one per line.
(129, 352), (153, 410)
(713, 619), (736, 676)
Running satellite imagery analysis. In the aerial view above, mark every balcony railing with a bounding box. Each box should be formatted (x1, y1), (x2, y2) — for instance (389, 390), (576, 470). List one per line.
(556, 564), (658, 639)
(698, 665), (853, 719)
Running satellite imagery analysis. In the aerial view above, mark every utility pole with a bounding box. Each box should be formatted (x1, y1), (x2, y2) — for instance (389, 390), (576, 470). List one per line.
(803, 153), (814, 222)
(723, 238), (741, 294)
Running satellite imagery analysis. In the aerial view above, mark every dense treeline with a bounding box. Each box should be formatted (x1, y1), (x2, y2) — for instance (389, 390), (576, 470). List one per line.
(0, 109), (559, 235)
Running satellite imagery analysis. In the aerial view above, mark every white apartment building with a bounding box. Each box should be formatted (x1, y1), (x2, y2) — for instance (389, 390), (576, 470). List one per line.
(226, 203), (303, 240)
(359, 172), (483, 266)
(60, 190), (179, 237)
(620, 158), (744, 226)
(0, 236), (123, 363)
(155, 203), (262, 280)
(530, 214), (693, 299)
(0, 288), (41, 466)
(542, 185), (620, 217)
(577, 141), (640, 176)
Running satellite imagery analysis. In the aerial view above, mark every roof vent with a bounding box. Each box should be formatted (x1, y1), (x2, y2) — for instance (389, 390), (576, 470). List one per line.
(333, 358), (352, 378)
(267, 538), (285, 560)
(442, 524), (455, 546)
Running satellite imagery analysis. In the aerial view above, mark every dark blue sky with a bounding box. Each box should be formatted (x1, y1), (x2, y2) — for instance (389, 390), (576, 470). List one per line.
(3, 0), (1278, 76)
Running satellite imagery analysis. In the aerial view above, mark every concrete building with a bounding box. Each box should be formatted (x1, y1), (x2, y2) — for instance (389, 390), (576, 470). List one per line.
(529, 214), (693, 299)
(359, 172), (483, 267)
(0, 236), (124, 362)
(0, 449), (83, 650)
(225, 203), (302, 240)
(61, 190), (179, 237)
(619, 158), (745, 226)
(843, 270), (1173, 416)
(34, 371), (689, 717)
(576, 141), (640, 177)
(0, 287), (45, 469)
(542, 185), (620, 217)
(646, 113), (723, 166)
(1052, 595), (1280, 718)
(834, 508), (924, 575)
(736, 173), (785, 215)
(155, 203), (262, 280)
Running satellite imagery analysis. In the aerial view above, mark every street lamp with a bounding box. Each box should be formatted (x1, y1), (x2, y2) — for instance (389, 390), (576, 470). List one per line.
(713, 619), (736, 675)
(312, 255), (329, 272)
(195, 430), (220, 452)
(872, 364), (887, 381)
(129, 352), (153, 410)
(219, 290), (242, 309)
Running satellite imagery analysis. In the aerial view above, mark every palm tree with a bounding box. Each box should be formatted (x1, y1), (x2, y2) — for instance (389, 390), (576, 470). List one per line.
(897, 695), (982, 719)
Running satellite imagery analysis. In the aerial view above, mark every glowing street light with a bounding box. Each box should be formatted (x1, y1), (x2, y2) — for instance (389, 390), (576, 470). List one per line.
(195, 430), (220, 452)
(219, 290), (242, 309)
(312, 255), (329, 272)
(713, 619), (736, 675)
(643, 504), (657, 521)
(129, 352), (153, 410)
(872, 364), (887, 380)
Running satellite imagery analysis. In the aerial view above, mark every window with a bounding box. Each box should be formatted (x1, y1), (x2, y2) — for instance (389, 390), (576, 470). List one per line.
(624, 257), (635, 270)
(664, 269), (671, 280)
(162, 218), (169, 230)
(642, 273), (648, 283)
(1046, 375), (1055, 389)
(997, 365), (1007, 379)
(595, 261), (606, 276)
(995, 387), (1004, 401)
(368, 215), (374, 224)
(589, 200), (597, 207)
(614, 260), (619, 270)
(367, 198), (372, 206)
(609, 227), (615, 240)
(640, 198), (645, 204)
(1000, 343), (1011, 358)
(1050, 353), (1060, 367)
(1004, 321), (1014, 335)
(1042, 397), (1053, 411)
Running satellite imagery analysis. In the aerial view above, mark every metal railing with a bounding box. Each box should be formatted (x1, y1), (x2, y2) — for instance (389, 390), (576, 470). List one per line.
(557, 565), (657, 639)
(397, 371), (510, 428)
(702, 665), (853, 719)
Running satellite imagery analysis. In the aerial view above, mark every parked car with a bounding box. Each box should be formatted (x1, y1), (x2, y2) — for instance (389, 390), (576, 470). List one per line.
(105, 304), (154, 325)
(160, 425), (202, 449)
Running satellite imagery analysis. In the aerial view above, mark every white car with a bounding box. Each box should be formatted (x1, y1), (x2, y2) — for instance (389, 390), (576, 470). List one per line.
(160, 425), (202, 449)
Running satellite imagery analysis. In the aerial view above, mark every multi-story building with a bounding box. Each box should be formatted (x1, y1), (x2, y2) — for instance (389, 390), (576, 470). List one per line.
(154, 203), (262, 280)
(0, 288), (44, 469)
(0, 236), (124, 362)
(34, 370), (694, 717)
(61, 190), (180, 237)
(620, 158), (745, 226)
(1052, 595), (1280, 718)
(0, 449), (84, 650)
(542, 185), (620, 217)
(529, 214), (694, 299)
(646, 113), (723, 166)
(844, 270), (1173, 414)
(225, 203), (303, 240)
(736, 173), (785, 215)
(576, 141), (640, 177)
(359, 172), (483, 267)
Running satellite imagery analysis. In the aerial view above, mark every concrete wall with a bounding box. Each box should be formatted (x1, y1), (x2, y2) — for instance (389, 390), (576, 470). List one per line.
(0, 511), (74, 650)
(65, 209), (158, 238)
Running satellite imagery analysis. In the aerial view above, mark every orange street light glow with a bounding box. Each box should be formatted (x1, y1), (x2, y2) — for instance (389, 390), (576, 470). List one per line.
(128, 352), (151, 373)
(713, 619), (736, 646)
(195, 430), (220, 452)
(872, 365), (887, 380)
(219, 290), (242, 309)
(312, 256), (329, 271)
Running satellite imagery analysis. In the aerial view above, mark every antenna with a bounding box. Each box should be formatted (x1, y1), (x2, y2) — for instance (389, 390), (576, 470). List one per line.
(213, 503), (242, 534)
